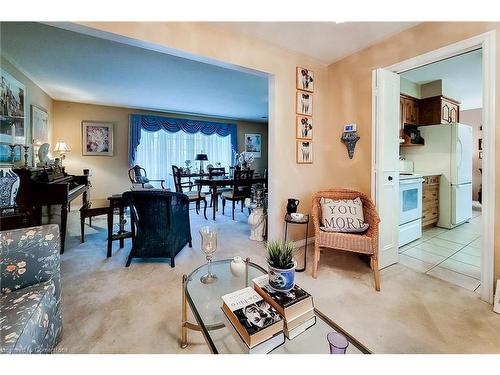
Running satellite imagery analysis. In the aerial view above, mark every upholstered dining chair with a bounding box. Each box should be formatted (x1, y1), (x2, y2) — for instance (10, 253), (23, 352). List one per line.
(128, 164), (166, 189)
(222, 169), (254, 220)
(311, 189), (381, 291)
(172, 165), (208, 220)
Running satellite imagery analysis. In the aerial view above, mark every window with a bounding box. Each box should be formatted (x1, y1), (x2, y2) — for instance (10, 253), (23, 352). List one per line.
(136, 129), (233, 188)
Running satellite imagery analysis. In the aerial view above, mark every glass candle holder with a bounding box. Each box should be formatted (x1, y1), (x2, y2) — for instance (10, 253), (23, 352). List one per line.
(327, 331), (349, 354)
(199, 225), (218, 284)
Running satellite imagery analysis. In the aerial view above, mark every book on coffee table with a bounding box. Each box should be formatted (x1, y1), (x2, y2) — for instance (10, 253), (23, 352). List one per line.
(221, 287), (284, 349)
(252, 275), (315, 339)
(222, 310), (285, 354)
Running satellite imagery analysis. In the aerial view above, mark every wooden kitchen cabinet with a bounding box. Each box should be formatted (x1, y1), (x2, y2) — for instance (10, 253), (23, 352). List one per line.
(418, 96), (460, 125)
(401, 95), (419, 126)
(422, 175), (440, 228)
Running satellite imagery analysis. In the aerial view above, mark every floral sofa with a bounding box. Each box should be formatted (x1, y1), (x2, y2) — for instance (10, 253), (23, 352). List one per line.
(1, 225), (62, 354)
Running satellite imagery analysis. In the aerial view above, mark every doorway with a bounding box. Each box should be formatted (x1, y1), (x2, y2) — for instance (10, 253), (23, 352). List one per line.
(371, 31), (496, 303)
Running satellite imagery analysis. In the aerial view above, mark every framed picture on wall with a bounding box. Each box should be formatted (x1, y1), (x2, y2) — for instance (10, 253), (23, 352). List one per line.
(478, 138), (482, 150)
(1, 69), (27, 145)
(296, 140), (313, 164)
(296, 67), (314, 92)
(296, 116), (313, 140)
(31, 105), (49, 145)
(244, 133), (262, 158)
(82, 121), (114, 156)
(296, 92), (313, 116)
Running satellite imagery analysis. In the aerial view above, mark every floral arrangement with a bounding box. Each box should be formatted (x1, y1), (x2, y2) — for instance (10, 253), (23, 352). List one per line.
(233, 151), (255, 169)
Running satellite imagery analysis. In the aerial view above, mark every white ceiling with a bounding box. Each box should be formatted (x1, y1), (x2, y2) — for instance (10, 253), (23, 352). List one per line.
(212, 22), (420, 64)
(401, 49), (482, 110)
(0, 22), (269, 122)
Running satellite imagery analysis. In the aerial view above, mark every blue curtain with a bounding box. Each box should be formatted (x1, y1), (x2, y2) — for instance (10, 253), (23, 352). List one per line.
(128, 114), (238, 166)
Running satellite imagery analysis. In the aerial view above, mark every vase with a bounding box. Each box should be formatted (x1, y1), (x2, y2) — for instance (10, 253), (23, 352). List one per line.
(230, 256), (246, 277)
(0, 168), (20, 209)
(268, 260), (296, 293)
(286, 198), (300, 214)
(248, 207), (266, 242)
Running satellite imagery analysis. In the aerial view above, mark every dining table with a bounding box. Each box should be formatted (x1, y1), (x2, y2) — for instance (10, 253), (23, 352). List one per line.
(194, 175), (267, 220)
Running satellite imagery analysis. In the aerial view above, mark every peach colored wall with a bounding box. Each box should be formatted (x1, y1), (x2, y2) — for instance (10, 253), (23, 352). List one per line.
(76, 22), (330, 241)
(52, 100), (268, 202)
(327, 22), (500, 284)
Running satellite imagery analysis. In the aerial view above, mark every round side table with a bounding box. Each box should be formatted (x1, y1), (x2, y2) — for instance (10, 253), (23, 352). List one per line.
(284, 213), (309, 272)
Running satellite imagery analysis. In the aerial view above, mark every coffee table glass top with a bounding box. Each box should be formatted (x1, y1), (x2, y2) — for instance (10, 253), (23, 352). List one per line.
(184, 259), (370, 354)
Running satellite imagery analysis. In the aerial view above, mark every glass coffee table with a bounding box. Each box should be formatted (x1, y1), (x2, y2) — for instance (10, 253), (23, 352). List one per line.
(181, 258), (371, 354)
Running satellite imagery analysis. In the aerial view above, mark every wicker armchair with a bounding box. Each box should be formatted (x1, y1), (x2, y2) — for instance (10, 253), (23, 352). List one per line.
(311, 189), (381, 291)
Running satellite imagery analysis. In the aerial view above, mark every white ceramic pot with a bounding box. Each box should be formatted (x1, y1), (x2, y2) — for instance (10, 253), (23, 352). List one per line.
(230, 256), (246, 277)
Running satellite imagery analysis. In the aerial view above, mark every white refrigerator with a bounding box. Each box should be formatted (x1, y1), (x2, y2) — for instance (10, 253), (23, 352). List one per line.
(400, 123), (473, 229)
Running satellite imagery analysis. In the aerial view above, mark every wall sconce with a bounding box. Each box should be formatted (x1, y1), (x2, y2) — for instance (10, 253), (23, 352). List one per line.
(341, 123), (360, 159)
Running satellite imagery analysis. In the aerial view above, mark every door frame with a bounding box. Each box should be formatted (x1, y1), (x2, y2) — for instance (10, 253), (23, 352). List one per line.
(371, 31), (496, 303)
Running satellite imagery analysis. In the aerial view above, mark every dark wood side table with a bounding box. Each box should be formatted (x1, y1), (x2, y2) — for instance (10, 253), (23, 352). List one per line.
(284, 213), (310, 273)
(107, 194), (133, 258)
(80, 199), (112, 243)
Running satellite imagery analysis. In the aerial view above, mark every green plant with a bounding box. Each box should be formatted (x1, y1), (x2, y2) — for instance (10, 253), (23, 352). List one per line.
(266, 240), (295, 269)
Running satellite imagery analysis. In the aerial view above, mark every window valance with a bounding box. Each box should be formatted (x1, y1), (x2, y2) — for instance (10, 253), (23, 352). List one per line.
(128, 114), (238, 166)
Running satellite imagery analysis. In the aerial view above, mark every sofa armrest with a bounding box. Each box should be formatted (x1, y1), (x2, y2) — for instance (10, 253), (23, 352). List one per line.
(0, 225), (61, 299)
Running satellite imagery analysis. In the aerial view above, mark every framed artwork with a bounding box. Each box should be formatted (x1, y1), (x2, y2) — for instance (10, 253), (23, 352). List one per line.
(479, 151), (483, 159)
(31, 105), (49, 145)
(478, 138), (482, 151)
(296, 140), (313, 164)
(296, 116), (313, 140)
(244, 133), (262, 158)
(82, 121), (114, 156)
(296, 67), (314, 92)
(1, 69), (27, 145)
(296, 92), (313, 116)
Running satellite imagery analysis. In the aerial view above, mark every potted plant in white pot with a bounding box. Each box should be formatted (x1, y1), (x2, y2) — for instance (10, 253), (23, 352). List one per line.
(266, 240), (296, 293)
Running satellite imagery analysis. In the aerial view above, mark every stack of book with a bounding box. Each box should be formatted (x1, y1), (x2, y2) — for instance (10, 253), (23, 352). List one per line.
(221, 287), (285, 354)
(253, 275), (316, 339)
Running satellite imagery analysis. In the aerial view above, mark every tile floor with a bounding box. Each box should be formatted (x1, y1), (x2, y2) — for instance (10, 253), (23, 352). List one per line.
(398, 204), (482, 292)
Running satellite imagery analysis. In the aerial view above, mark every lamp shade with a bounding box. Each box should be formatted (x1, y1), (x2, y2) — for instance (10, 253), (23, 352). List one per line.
(195, 153), (208, 161)
(53, 141), (70, 153)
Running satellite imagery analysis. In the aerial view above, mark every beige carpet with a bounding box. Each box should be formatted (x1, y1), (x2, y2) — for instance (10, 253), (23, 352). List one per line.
(55, 206), (500, 354)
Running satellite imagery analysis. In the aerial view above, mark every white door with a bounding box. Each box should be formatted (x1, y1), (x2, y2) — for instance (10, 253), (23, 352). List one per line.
(451, 123), (473, 184)
(452, 183), (473, 225)
(372, 69), (400, 269)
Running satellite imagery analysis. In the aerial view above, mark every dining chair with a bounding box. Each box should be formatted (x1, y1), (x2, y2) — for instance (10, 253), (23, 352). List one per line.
(208, 167), (231, 209)
(128, 164), (166, 189)
(172, 165), (207, 220)
(222, 169), (254, 220)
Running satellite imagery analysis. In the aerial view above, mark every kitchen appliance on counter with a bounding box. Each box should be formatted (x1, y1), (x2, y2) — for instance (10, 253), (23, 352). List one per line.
(399, 174), (424, 247)
(400, 123), (472, 229)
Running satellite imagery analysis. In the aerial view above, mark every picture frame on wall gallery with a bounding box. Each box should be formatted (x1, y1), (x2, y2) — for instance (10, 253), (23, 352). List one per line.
(1, 69), (27, 145)
(244, 133), (262, 158)
(82, 121), (114, 156)
(31, 105), (49, 145)
(296, 92), (313, 116)
(296, 67), (314, 92)
(296, 140), (313, 164)
(296, 116), (313, 140)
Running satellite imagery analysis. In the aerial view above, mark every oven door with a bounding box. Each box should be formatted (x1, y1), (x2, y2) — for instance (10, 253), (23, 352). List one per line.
(399, 179), (423, 225)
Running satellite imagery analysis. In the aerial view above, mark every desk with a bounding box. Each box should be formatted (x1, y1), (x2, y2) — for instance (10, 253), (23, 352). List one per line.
(107, 194), (133, 258)
(194, 176), (266, 220)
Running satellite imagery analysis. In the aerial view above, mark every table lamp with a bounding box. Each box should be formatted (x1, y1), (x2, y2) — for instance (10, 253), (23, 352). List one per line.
(195, 153), (208, 173)
(53, 141), (70, 166)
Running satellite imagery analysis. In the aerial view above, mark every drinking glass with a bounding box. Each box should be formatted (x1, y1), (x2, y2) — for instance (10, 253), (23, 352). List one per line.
(327, 332), (349, 354)
(199, 225), (218, 284)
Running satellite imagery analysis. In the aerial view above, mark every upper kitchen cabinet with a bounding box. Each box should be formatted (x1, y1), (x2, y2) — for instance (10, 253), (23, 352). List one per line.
(418, 95), (460, 125)
(401, 94), (419, 126)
